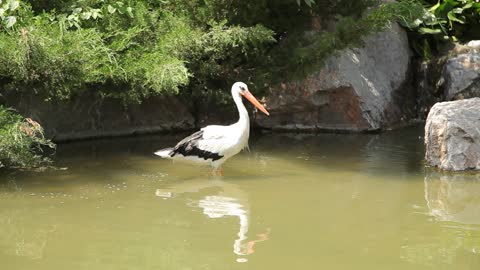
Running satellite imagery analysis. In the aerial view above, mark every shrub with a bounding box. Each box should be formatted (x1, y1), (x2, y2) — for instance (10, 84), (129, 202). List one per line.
(0, 106), (55, 169)
(0, 0), (276, 103)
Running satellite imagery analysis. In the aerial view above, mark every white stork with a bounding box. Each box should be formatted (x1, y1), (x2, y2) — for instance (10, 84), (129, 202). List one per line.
(154, 82), (269, 174)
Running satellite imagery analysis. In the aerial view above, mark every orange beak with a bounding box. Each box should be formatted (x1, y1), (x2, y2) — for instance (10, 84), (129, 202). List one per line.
(242, 90), (270, 116)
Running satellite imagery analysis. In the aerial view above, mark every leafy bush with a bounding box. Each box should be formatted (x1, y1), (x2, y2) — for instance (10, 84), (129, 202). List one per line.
(390, 0), (480, 59)
(0, 0), (276, 103)
(404, 0), (480, 40)
(0, 106), (55, 169)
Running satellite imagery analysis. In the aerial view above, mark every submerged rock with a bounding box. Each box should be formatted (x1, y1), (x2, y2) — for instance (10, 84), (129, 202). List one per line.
(255, 23), (414, 132)
(425, 98), (480, 171)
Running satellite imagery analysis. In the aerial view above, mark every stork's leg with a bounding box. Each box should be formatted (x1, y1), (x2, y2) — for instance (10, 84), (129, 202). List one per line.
(211, 166), (223, 177)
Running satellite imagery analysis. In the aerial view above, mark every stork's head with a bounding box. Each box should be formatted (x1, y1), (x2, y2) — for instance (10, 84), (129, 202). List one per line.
(232, 82), (270, 116)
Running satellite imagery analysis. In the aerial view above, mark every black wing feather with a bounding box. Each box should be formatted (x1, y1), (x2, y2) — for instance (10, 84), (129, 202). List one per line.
(171, 130), (223, 161)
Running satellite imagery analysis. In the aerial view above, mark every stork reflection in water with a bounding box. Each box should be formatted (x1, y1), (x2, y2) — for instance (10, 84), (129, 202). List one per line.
(155, 178), (270, 261)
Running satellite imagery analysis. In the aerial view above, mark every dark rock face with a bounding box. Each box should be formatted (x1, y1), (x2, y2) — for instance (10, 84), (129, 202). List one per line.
(255, 23), (414, 132)
(256, 86), (371, 131)
(3, 92), (194, 141)
(444, 52), (480, 100)
(425, 98), (480, 171)
(417, 41), (480, 118)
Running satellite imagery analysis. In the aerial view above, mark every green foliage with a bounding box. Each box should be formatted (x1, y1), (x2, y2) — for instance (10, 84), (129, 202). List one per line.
(404, 0), (480, 41)
(380, 0), (480, 59)
(0, 24), (115, 100)
(0, 0), (276, 103)
(0, 0), (20, 29)
(0, 106), (55, 169)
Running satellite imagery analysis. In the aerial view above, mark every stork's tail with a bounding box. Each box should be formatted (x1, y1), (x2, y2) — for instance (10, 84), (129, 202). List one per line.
(154, 148), (173, 158)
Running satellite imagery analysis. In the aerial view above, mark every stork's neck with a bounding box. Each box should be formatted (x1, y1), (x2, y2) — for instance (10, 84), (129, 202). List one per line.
(233, 92), (250, 127)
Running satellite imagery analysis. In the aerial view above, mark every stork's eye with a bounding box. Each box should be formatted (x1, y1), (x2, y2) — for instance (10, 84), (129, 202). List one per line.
(239, 86), (246, 92)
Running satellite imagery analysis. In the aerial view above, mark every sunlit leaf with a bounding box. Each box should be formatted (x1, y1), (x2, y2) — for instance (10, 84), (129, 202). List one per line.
(462, 3), (472, 10)
(3, 15), (16, 28)
(91, 9), (102, 19)
(8, 0), (18, 11)
(107, 5), (116, 14)
(429, 1), (441, 12)
(419, 27), (442, 34)
(126, 7), (133, 18)
(306, 0), (315, 7)
(447, 10), (465, 24)
(117, 6), (125, 14)
(81, 11), (91, 20)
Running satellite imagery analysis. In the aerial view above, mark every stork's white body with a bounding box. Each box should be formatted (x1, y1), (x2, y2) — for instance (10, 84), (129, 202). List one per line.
(154, 82), (266, 171)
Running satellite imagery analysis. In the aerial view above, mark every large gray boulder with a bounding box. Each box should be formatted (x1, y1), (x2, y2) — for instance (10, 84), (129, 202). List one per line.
(425, 98), (480, 171)
(255, 23), (413, 132)
(444, 51), (480, 100)
(3, 92), (194, 141)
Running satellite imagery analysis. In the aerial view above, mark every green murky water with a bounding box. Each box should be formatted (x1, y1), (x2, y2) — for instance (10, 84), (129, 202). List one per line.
(1, 126), (480, 270)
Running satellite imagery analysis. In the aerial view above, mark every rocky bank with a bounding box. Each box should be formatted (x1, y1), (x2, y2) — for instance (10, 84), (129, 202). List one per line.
(254, 23), (415, 132)
(2, 92), (195, 141)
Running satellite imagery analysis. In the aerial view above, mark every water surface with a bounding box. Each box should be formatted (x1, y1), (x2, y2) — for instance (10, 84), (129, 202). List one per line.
(1, 126), (480, 270)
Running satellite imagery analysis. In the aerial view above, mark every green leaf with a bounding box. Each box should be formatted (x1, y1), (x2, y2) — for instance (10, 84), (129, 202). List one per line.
(0, 8), (4, 18)
(462, 3), (472, 10)
(429, 1), (441, 12)
(419, 27), (442, 34)
(117, 6), (125, 14)
(91, 9), (102, 19)
(81, 11), (92, 20)
(305, 0), (315, 7)
(8, 0), (18, 11)
(447, 10), (465, 24)
(126, 7), (133, 18)
(107, 5), (116, 14)
(3, 15), (16, 28)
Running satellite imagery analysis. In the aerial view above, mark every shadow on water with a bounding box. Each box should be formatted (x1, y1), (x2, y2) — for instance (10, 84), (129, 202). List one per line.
(252, 124), (425, 178)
